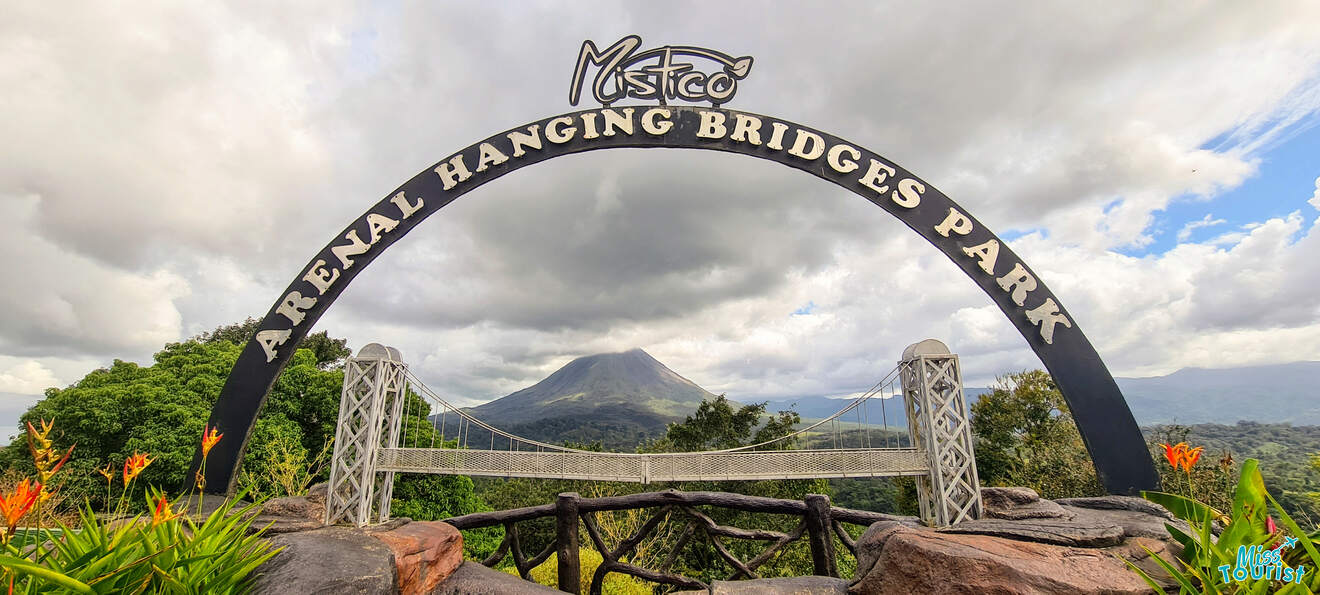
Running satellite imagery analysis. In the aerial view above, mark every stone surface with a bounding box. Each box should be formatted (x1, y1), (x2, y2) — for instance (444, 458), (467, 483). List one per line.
(249, 483), (338, 535)
(1060, 504), (1188, 541)
(1056, 495), (1176, 519)
(981, 487), (1072, 520)
(706, 576), (850, 594)
(848, 524), (1168, 594)
(429, 561), (562, 594)
(251, 526), (396, 595)
(372, 521), (464, 595)
(254, 494), (325, 535)
(852, 521), (909, 582)
(938, 517), (1125, 547)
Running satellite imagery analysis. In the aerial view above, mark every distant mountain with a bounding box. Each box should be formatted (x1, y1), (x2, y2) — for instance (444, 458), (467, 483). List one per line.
(1117, 361), (1320, 425)
(447, 355), (1320, 450)
(456, 349), (718, 447)
(761, 387), (993, 430)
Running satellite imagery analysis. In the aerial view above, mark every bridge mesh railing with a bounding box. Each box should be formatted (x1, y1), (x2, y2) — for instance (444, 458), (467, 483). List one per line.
(376, 447), (928, 482)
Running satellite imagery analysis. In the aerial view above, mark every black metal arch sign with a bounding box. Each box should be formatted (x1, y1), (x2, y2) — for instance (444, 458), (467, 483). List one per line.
(198, 104), (1159, 496)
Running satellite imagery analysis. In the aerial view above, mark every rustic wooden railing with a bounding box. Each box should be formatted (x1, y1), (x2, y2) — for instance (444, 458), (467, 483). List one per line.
(442, 489), (916, 594)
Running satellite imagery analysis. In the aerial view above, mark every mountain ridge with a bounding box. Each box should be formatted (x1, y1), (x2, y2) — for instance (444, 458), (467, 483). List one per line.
(454, 354), (1320, 449)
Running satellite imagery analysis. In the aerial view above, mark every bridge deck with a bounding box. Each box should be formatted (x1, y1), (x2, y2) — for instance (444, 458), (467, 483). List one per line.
(376, 447), (929, 483)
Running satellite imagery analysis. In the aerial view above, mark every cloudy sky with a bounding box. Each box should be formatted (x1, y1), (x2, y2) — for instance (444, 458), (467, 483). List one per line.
(3, 1), (1320, 425)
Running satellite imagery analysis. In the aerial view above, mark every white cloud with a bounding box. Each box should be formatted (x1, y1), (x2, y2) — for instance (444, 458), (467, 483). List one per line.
(3, 1), (1320, 407)
(1177, 214), (1228, 242)
(0, 361), (58, 394)
(1310, 176), (1320, 210)
(0, 195), (189, 359)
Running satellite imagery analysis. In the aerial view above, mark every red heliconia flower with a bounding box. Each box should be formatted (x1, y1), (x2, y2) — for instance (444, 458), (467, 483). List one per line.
(200, 425), (223, 459)
(1267, 515), (1278, 535)
(151, 494), (179, 526)
(1161, 443), (1187, 470)
(122, 452), (154, 484)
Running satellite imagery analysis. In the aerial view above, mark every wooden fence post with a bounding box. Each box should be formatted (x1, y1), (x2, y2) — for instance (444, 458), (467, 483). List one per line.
(804, 493), (838, 577)
(556, 492), (581, 594)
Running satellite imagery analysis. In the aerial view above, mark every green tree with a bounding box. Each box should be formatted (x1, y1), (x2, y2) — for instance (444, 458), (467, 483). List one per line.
(0, 320), (470, 516)
(653, 394), (799, 453)
(195, 317), (351, 369)
(970, 369), (1103, 498)
(0, 339), (344, 505)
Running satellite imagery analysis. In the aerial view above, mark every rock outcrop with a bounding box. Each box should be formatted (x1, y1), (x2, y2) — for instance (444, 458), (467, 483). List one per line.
(849, 488), (1182, 594)
(250, 486), (464, 595)
(249, 485), (1183, 594)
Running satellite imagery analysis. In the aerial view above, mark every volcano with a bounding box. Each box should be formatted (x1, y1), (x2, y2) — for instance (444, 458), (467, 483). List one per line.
(461, 348), (719, 447)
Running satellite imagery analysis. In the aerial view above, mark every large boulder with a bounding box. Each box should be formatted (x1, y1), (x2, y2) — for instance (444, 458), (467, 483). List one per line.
(372, 521), (464, 595)
(250, 526), (397, 594)
(850, 524), (1172, 594)
(850, 488), (1185, 594)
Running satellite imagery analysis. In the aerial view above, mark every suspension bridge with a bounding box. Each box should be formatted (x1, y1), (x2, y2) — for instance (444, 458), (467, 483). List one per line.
(324, 339), (982, 528)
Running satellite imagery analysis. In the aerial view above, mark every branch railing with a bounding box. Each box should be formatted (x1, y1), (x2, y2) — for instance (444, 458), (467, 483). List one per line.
(442, 489), (917, 594)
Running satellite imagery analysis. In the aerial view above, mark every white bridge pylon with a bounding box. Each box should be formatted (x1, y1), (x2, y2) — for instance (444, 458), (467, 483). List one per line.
(324, 339), (981, 527)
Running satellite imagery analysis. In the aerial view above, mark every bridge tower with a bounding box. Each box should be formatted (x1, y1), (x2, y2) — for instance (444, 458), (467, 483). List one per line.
(324, 343), (408, 526)
(900, 339), (983, 526)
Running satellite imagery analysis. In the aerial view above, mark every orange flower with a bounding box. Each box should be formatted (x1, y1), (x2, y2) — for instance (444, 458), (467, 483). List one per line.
(122, 452), (154, 484)
(201, 425), (223, 458)
(150, 494), (179, 526)
(1160, 442), (1205, 473)
(194, 470), (206, 491)
(0, 479), (42, 540)
(1161, 443), (1183, 469)
(1182, 446), (1204, 471)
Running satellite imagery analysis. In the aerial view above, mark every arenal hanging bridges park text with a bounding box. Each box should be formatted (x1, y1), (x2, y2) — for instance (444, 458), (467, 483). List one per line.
(254, 105), (1071, 364)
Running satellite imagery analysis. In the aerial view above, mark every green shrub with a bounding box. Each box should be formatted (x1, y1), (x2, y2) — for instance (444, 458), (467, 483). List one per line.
(508, 548), (651, 595)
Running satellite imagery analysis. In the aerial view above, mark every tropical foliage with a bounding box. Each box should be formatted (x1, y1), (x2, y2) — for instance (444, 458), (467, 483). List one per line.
(2, 420), (277, 593)
(1129, 458), (1320, 593)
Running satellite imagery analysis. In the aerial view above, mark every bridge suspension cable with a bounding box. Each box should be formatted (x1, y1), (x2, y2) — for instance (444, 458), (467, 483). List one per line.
(325, 339), (983, 528)
(397, 362), (908, 457)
